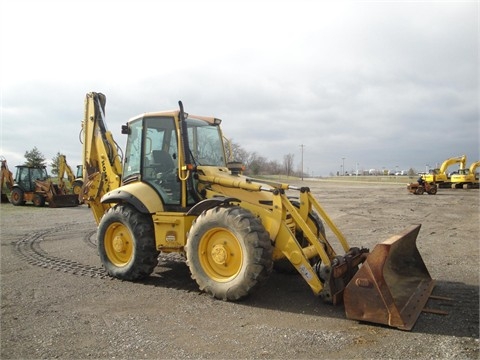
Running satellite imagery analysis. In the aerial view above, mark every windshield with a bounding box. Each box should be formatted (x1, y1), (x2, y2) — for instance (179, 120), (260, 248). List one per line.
(187, 118), (225, 167)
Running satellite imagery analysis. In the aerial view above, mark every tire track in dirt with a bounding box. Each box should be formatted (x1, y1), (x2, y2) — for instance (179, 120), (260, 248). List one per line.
(13, 225), (108, 278)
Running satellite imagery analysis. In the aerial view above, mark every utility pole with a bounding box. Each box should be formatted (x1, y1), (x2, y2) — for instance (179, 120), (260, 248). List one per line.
(342, 157), (345, 176)
(300, 144), (305, 180)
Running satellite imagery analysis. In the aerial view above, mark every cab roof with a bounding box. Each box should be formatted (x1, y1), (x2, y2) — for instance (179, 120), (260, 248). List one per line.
(129, 110), (221, 125)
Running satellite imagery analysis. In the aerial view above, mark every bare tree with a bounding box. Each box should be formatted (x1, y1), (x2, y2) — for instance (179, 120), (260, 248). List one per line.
(222, 139), (300, 177)
(226, 140), (249, 164)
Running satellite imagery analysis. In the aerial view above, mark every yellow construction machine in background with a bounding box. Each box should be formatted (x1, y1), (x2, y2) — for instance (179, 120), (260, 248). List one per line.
(1, 156), (14, 203)
(9, 165), (79, 207)
(57, 155), (84, 199)
(407, 179), (438, 195)
(80, 92), (437, 331)
(450, 161), (480, 189)
(422, 155), (467, 188)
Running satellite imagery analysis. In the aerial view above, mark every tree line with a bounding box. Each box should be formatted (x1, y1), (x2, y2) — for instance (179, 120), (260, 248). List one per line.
(227, 141), (299, 177)
(22, 142), (303, 178)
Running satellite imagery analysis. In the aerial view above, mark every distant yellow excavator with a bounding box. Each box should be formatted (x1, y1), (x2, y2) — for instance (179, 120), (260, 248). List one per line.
(422, 155), (467, 188)
(450, 161), (480, 189)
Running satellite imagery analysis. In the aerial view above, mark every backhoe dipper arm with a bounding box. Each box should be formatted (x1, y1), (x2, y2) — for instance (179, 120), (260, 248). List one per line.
(57, 155), (76, 192)
(1, 157), (14, 190)
(1, 157), (14, 203)
(469, 161), (480, 174)
(81, 92), (123, 224)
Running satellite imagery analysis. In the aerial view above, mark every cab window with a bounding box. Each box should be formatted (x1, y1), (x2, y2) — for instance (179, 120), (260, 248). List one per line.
(123, 119), (142, 179)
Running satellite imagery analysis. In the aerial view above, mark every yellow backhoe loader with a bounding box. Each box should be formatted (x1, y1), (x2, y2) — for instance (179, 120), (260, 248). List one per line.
(10, 165), (79, 207)
(422, 155), (467, 188)
(1, 156), (14, 203)
(450, 161), (480, 189)
(57, 155), (84, 199)
(81, 92), (437, 330)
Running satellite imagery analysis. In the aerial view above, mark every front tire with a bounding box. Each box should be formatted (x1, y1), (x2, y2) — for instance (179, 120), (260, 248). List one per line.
(186, 206), (273, 301)
(33, 194), (46, 207)
(72, 180), (83, 203)
(97, 204), (159, 280)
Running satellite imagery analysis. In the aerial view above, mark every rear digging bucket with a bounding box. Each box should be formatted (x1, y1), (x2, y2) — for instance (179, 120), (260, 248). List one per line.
(343, 224), (434, 330)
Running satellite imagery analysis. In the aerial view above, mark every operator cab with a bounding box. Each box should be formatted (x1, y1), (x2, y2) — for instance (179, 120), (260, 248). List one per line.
(122, 112), (226, 210)
(14, 166), (48, 192)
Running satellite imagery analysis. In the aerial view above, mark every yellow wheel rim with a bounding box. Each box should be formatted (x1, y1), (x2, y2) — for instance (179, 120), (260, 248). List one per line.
(199, 228), (243, 282)
(73, 185), (81, 195)
(104, 222), (133, 267)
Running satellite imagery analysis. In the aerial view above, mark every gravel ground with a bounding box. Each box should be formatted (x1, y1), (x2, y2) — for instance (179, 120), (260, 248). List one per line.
(1, 180), (478, 359)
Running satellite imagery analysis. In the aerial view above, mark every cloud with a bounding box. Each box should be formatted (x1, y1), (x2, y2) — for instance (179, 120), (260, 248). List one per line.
(1, 0), (478, 177)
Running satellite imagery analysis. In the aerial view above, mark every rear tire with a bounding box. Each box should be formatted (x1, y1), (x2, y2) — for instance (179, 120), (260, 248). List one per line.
(186, 206), (273, 301)
(97, 204), (159, 280)
(10, 188), (25, 206)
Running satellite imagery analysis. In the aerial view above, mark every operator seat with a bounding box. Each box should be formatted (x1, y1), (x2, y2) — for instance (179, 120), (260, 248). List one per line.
(152, 150), (174, 173)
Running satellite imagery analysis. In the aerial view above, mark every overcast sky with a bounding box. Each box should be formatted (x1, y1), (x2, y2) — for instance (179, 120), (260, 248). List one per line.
(1, 0), (478, 177)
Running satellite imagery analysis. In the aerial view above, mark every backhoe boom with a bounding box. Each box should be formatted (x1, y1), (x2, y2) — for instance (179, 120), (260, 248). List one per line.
(81, 92), (123, 223)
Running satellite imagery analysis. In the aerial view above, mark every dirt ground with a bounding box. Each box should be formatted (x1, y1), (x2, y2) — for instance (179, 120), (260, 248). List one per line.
(1, 180), (479, 359)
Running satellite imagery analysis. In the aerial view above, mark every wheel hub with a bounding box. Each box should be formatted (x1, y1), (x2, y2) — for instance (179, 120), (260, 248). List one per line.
(112, 234), (126, 253)
(211, 244), (228, 265)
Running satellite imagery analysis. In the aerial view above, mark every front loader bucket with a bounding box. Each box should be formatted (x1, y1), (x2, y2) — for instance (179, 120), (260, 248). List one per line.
(48, 194), (79, 208)
(1, 193), (9, 203)
(343, 224), (434, 330)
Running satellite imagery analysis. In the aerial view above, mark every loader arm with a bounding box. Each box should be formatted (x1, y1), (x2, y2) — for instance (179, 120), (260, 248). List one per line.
(197, 172), (368, 303)
(81, 92), (123, 224)
(197, 171), (434, 329)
